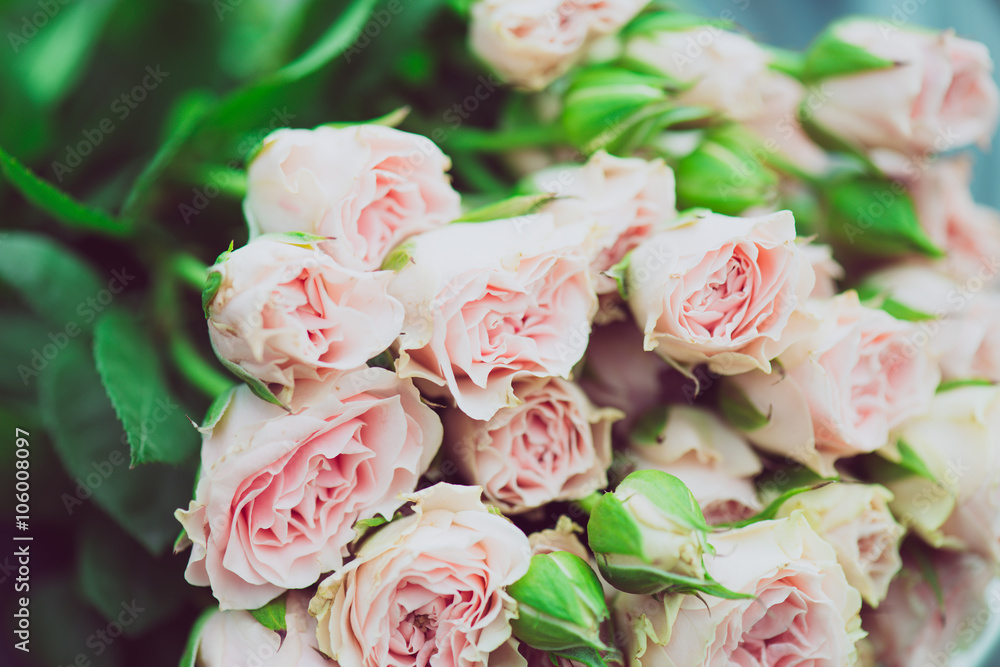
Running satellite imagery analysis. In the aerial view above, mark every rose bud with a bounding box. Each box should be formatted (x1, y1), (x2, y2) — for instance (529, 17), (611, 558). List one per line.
(204, 234), (404, 405)
(528, 516), (590, 560)
(189, 591), (328, 667)
(174, 367), (442, 610)
(722, 291), (940, 476)
(389, 214), (599, 421)
(806, 18), (1000, 156)
(588, 470), (747, 598)
(469, 0), (648, 91)
(774, 482), (904, 607)
(244, 125), (461, 270)
(309, 483), (531, 667)
(444, 375), (619, 514)
(626, 405), (763, 525)
(530, 150), (676, 294)
(508, 551), (620, 666)
(623, 209), (816, 378)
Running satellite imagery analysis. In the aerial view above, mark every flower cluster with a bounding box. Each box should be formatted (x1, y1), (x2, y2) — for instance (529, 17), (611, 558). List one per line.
(174, 4), (1000, 667)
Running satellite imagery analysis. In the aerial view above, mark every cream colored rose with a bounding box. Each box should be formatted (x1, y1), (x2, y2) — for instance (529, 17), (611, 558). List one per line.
(800, 242), (844, 299)
(615, 513), (865, 666)
(627, 405), (763, 524)
(775, 482), (904, 607)
(309, 484), (531, 667)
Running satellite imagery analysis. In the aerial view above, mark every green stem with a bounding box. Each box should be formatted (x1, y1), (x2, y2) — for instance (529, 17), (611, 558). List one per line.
(573, 491), (603, 517)
(188, 163), (248, 198)
(173, 253), (210, 291)
(169, 330), (233, 399)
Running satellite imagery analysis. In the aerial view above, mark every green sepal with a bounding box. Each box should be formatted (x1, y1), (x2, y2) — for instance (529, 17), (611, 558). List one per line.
(607, 252), (632, 300)
(588, 493), (645, 559)
(209, 336), (290, 411)
(249, 594), (288, 639)
(622, 11), (734, 39)
(937, 378), (996, 393)
(178, 607), (217, 667)
(803, 24), (898, 81)
(895, 440), (938, 482)
(322, 106), (411, 129)
(594, 552), (752, 599)
(618, 469), (709, 531)
(855, 284), (937, 322)
(202, 269), (223, 319)
(452, 192), (556, 224)
(199, 385), (237, 434)
(718, 382), (770, 431)
(631, 405), (670, 446)
(381, 242), (414, 271)
(728, 481), (835, 528)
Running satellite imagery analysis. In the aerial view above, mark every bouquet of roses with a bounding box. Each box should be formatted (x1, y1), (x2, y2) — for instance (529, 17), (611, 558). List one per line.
(5, 1), (1000, 666)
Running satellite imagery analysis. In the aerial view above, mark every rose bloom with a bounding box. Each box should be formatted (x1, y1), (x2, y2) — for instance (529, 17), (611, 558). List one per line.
(244, 125), (461, 270)
(470, 0), (648, 90)
(206, 236), (404, 402)
(811, 19), (1000, 156)
(626, 405), (763, 525)
(625, 209), (816, 376)
(527, 515), (590, 560)
(175, 367), (442, 610)
(864, 263), (1000, 382)
(615, 512), (864, 666)
(799, 242), (843, 299)
(907, 156), (1000, 285)
(445, 376), (617, 513)
(775, 482), (904, 607)
(309, 483), (532, 667)
(865, 550), (996, 667)
(194, 592), (329, 667)
(726, 291), (940, 476)
(390, 214), (598, 421)
(532, 150), (677, 294)
(883, 384), (1000, 564)
(743, 73), (832, 176)
(578, 320), (675, 440)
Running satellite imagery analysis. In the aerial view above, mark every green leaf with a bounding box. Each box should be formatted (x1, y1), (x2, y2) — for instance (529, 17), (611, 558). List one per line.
(729, 481), (835, 528)
(826, 176), (944, 257)
(0, 146), (132, 236)
(250, 595), (288, 636)
(718, 382), (770, 431)
(0, 232), (104, 328)
(178, 607), (218, 667)
(631, 405), (670, 446)
(453, 193), (556, 223)
(210, 336), (290, 410)
(39, 341), (194, 554)
(323, 106), (411, 129)
(803, 24), (897, 81)
(366, 349), (395, 371)
(77, 515), (184, 636)
(93, 311), (200, 465)
(200, 385), (237, 433)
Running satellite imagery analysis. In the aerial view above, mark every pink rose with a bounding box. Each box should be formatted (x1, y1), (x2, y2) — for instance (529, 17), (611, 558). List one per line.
(800, 242), (844, 299)
(194, 592), (329, 666)
(865, 550), (996, 667)
(470, 0), (648, 90)
(527, 516), (590, 560)
(615, 513), (864, 666)
(626, 405), (763, 524)
(625, 210), (816, 376)
(775, 483), (904, 607)
(309, 483), (532, 667)
(244, 125), (461, 270)
(864, 264), (1000, 382)
(726, 292), (940, 476)
(445, 375), (618, 513)
(205, 236), (404, 402)
(907, 156), (1000, 285)
(390, 215), (599, 421)
(532, 151), (677, 294)
(743, 73), (832, 176)
(811, 20), (1000, 156)
(578, 320), (676, 439)
(175, 367), (442, 610)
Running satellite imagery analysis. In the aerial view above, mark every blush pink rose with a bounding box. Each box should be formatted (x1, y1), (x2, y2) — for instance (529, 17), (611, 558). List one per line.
(907, 156), (1000, 285)
(390, 215), (599, 421)
(445, 376), (618, 514)
(244, 125), (461, 270)
(743, 73), (832, 176)
(626, 405), (763, 524)
(625, 210), (816, 376)
(800, 242), (844, 299)
(532, 151), (677, 294)
(775, 482), (904, 607)
(174, 367), (442, 610)
(470, 0), (648, 90)
(811, 20), (1000, 156)
(309, 483), (532, 667)
(615, 513), (864, 666)
(726, 292), (940, 476)
(205, 236), (404, 403)
(865, 550), (996, 667)
(194, 592), (330, 667)
(863, 263), (1000, 382)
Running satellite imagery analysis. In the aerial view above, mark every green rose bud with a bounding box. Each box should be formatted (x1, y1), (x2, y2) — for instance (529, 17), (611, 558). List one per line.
(508, 551), (620, 667)
(588, 470), (750, 599)
(674, 125), (778, 216)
